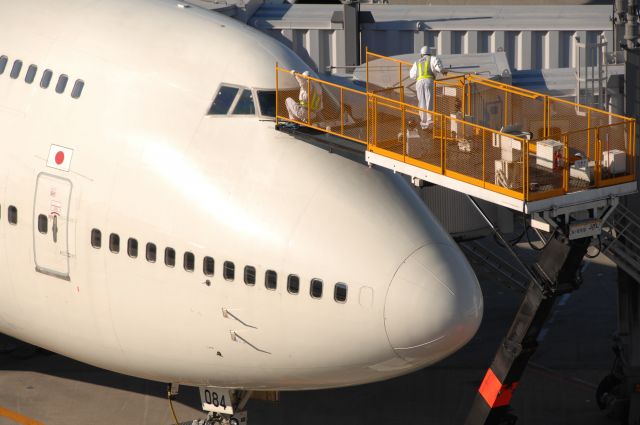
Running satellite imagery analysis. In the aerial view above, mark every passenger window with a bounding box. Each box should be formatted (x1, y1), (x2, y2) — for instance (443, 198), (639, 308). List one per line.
(310, 278), (323, 299)
(109, 233), (120, 253)
(146, 243), (157, 262)
(203, 256), (214, 276)
(40, 69), (53, 89)
(25, 65), (37, 84)
(55, 74), (68, 94)
(10, 60), (22, 79)
(184, 252), (195, 272)
(208, 86), (238, 115)
(0, 56), (7, 74)
(165, 247), (176, 267)
(287, 275), (300, 294)
(265, 270), (277, 290)
(244, 266), (256, 286)
(91, 229), (102, 248)
(232, 89), (255, 115)
(7, 206), (17, 225)
(37, 214), (48, 234)
(223, 261), (235, 281)
(334, 282), (348, 303)
(71, 79), (84, 99)
(127, 238), (138, 258)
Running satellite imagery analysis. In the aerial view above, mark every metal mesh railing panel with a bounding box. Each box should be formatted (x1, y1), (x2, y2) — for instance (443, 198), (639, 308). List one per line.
(276, 56), (636, 203)
(508, 93), (546, 141)
(467, 81), (507, 131)
(275, 67), (367, 144)
(434, 79), (464, 121)
(370, 98), (404, 155)
(311, 83), (339, 130)
(404, 105), (442, 168)
(365, 53), (411, 103)
(444, 119), (484, 182)
(548, 98), (589, 141)
(341, 89), (368, 142)
(598, 121), (634, 183)
(488, 133), (526, 195)
(565, 130), (594, 192)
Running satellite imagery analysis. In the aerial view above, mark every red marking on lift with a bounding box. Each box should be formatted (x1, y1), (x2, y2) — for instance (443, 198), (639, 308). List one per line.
(478, 368), (518, 408)
(55, 151), (65, 165)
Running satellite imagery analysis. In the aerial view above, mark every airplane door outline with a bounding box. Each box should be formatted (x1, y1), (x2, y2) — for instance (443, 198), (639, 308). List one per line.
(33, 172), (72, 281)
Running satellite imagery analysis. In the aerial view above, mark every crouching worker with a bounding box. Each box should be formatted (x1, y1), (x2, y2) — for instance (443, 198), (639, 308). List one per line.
(285, 70), (322, 123)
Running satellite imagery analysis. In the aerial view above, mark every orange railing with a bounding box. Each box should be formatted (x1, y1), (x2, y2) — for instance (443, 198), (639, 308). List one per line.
(275, 66), (368, 144)
(275, 50), (636, 203)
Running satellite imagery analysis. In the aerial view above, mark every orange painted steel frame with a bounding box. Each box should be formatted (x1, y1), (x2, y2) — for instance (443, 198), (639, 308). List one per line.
(275, 52), (637, 203)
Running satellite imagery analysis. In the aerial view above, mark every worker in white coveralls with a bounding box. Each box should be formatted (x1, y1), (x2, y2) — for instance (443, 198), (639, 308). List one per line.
(286, 70), (322, 123)
(409, 46), (446, 129)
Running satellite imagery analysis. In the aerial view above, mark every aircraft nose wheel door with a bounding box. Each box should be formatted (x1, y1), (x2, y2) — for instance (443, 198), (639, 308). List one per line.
(33, 173), (72, 281)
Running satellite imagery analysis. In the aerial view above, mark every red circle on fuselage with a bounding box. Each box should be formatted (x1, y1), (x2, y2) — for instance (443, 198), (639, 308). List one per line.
(55, 151), (65, 165)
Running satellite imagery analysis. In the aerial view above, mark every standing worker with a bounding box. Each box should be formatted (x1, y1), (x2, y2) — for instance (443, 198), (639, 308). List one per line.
(409, 46), (446, 130)
(285, 70), (322, 123)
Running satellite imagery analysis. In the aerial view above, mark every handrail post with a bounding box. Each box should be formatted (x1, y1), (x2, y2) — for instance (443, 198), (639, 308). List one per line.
(523, 140), (528, 200)
(442, 114), (447, 174)
(563, 135), (569, 193)
(365, 46), (369, 95)
(482, 128), (486, 187)
(467, 77), (472, 117)
(595, 128), (602, 186)
(275, 63), (279, 125)
(374, 96), (378, 147)
(433, 80), (438, 117)
(543, 96), (548, 139)
(402, 104), (406, 159)
(587, 109), (591, 159)
(307, 77), (311, 125)
(399, 63), (404, 104)
(461, 81), (465, 117)
(366, 94), (370, 147)
(631, 120), (636, 178)
(340, 88), (344, 136)
(504, 91), (509, 128)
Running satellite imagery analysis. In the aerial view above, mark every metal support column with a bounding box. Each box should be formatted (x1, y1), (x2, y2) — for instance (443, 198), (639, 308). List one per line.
(599, 1), (640, 422)
(464, 235), (591, 425)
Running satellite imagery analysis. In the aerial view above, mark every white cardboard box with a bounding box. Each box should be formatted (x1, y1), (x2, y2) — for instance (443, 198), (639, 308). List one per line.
(491, 134), (522, 162)
(536, 139), (563, 169)
(602, 149), (627, 175)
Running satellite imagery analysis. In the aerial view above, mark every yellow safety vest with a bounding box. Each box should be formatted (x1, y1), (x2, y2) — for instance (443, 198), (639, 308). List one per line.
(417, 56), (434, 80)
(300, 92), (321, 112)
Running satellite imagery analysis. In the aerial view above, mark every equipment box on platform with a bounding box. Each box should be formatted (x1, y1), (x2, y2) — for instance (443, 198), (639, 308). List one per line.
(536, 139), (564, 169)
(602, 149), (627, 175)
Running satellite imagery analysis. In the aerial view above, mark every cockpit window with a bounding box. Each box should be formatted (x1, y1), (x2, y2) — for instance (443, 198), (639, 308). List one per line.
(208, 86), (239, 115)
(232, 89), (255, 115)
(257, 90), (276, 117)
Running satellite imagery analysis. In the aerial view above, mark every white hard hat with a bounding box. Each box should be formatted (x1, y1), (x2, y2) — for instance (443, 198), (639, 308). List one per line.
(420, 46), (429, 55)
(302, 70), (310, 76)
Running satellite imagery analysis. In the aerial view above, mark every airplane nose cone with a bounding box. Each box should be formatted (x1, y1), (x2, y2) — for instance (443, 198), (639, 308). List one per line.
(384, 244), (483, 365)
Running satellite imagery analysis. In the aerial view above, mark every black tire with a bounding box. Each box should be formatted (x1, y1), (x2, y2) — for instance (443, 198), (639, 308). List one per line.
(596, 374), (622, 410)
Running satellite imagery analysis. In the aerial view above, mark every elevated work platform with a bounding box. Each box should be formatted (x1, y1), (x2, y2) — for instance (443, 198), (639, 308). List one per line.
(275, 51), (637, 215)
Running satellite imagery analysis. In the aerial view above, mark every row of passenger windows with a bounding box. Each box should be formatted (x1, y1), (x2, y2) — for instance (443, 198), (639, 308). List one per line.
(0, 55), (85, 99)
(90, 229), (348, 303)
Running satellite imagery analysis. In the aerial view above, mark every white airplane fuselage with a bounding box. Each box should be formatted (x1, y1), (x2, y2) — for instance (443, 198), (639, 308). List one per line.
(0, 0), (483, 390)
